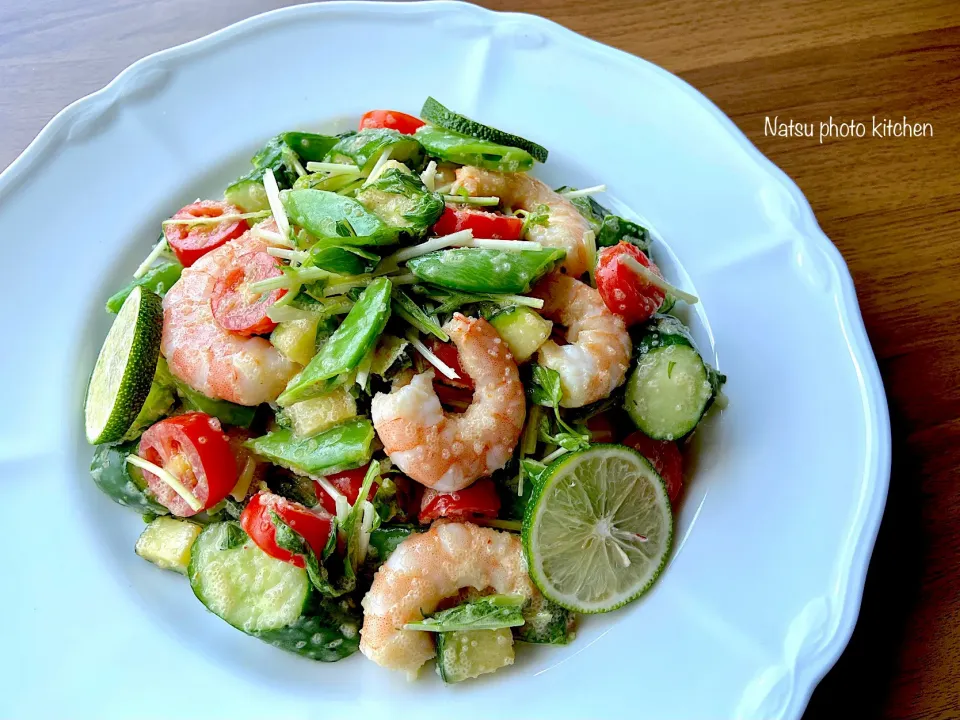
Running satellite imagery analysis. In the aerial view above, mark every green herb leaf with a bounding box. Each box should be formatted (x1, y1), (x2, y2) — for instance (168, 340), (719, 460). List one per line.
(404, 595), (526, 632)
(219, 522), (248, 551)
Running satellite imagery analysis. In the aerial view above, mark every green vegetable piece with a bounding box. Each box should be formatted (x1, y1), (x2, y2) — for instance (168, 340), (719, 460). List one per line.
(256, 599), (361, 662)
(280, 132), (341, 162)
(421, 96), (548, 163)
(225, 169), (271, 212)
(365, 525), (415, 568)
(106, 262), (182, 314)
(324, 128), (425, 172)
(244, 419), (375, 476)
(405, 595), (526, 632)
(370, 334), (410, 379)
(282, 189), (398, 248)
(90, 442), (168, 515)
(136, 517), (201, 574)
(415, 125), (534, 173)
(356, 167), (444, 237)
(392, 289), (448, 341)
(514, 593), (575, 644)
(174, 380), (256, 428)
(121, 368), (176, 441)
(308, 245), (379, 275)
(597, 215), (651, 250)
(436, 628), (515, 683)
(293, 171), (363, 195)
(407, 248), (564, 294)
(278, 278), (393, 405)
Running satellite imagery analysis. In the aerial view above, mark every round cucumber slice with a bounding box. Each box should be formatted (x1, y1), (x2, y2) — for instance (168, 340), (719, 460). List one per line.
(625, 343), (713, 440)
(188, 522), (310, 633)
(84, 285), (163, 444)
(420, 96), (549, 163)
(522, 445), (673, 614)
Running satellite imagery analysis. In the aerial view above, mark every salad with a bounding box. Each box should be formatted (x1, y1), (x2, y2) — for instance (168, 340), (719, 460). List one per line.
(83, 98), (725, 682)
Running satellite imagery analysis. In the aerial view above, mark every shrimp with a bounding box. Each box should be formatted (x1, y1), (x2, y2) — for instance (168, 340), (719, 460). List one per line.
(360, 522), (535, 676)
(531, 272), (632, 408)
(371, 313), (525, 491)
(451, 165), (591, 276)
(161, 222), (299, 406)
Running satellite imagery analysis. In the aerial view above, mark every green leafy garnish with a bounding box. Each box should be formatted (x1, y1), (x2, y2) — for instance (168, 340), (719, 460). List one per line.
(404, 595), (526, 632)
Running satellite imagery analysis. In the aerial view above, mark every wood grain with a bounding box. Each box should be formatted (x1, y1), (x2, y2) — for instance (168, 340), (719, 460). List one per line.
(2, 1), (958, 717)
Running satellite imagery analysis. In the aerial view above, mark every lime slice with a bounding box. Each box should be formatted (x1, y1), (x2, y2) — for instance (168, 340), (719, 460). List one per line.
(522, 445), (673, 613)
(84, 285), (163, 444)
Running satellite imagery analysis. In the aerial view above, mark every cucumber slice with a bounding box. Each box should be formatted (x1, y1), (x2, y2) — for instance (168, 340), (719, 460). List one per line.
(514, 593), (575, 644)
(89, 442), (168, 515)
(257, 600), (361, 662)
(189, 522), (311, 633)
(84, 286), (163, 444)
(625, 316), (718, 440)
(489, 306), (552, 362)
(436, 628), (515, 683)
(136, 517), (201, 574)
(522, 445), (673, 613)
(420, 97), (548, 163)
(224, 170), (271, 212)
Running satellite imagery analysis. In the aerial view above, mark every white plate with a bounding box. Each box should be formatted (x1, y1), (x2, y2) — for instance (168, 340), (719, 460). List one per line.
(0, 2), (890, 718)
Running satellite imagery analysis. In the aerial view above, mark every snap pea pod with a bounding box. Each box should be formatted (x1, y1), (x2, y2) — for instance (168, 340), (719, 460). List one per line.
(356, 167), (444, 238)
(415, 125), (534, 173)
(282, 189), (398, 248)
(294, 172), (364, 195)
(324, 128), (425, 173)
(278, 278), (393, 405)
(406, 247), (564, 294)
(90, 442), (169, 515)
(106, 262), (182, 314)
(244, 419), (375, 475)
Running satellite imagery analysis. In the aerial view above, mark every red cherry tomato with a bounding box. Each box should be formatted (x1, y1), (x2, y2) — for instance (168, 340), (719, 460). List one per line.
(240, 491), (334, 568)
(419, 477), (501, 524)
(432, 206), (524, 240)
(586, 413), (618, 444)
(595, 242), (666, 326)
(359, 110), (426, 135)
(163, 200), (248, 267)
(210, 251), (287, 336)
(623, 431), (683, 506)
(314, 464), (378, 515)
(427, 338), (473, 389)
(138, 412), (238, 517)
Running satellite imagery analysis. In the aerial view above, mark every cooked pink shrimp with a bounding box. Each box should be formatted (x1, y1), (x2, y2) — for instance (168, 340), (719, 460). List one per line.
(360, 522), (534, 676)
(451, 166), (591, 276)
(371, 314), (525, 491)
(531, 273), (632, 408)
(161, 222), (299, 405)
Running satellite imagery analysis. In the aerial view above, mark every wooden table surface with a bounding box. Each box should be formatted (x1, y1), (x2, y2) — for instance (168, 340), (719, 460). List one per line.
(2, 1), (958, 717)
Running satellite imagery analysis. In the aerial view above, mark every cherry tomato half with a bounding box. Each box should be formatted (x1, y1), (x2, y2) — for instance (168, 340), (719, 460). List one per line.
(431, 206), (524, 240)
(427, 338), (473, 389)
(314, 464), (378, 515)
(210, 251), (287, 336)
(623, 431), (683, 506)
(138, 412), (237, 517)
(240, 491), (334, 568)
(586, 413), (618, 444)
(595, 242), (666, 326)
(163, 200), (248, 267)
(419, 478), (501, 524)
(359, 110), (426, 135)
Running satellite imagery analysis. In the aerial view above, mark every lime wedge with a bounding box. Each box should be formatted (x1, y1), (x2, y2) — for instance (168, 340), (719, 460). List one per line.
(522, 445), (673, 613)
(84, 285), (163, 444)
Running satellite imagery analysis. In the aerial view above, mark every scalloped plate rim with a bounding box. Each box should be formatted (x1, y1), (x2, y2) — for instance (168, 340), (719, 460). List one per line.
(0, 3), (891, 719)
